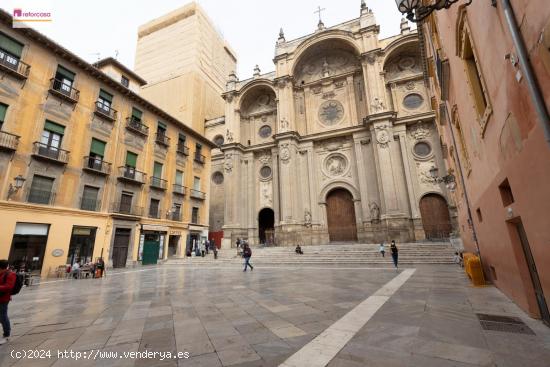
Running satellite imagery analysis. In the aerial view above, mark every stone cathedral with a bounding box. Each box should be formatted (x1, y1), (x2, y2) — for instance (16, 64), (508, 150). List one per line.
(206, 3), (456, 248)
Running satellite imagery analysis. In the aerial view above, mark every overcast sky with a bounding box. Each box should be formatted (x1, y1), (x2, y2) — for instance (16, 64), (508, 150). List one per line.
(2, 0), (409, 79)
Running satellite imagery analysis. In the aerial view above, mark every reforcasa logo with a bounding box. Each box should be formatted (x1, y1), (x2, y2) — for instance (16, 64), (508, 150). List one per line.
(12, 5), (53, 28)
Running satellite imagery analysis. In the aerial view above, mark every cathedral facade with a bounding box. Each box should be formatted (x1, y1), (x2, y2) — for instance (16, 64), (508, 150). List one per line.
(206, 4), (457, 248)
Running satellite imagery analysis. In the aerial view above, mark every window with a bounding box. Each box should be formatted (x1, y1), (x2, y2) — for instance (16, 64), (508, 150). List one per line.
(97, 89), (113, 112)
(259, 125), (272, 138)
(157, 121), (166, 136)
(175, 170), (184, 186)
(152, 162), (163, 187)
(259, 166), (272, 179)
(39, 121), (65, 159)
(54, 65), (75, 93)
(0, 32), (23, 69)
(126, 151), (137, 168)
(0, 103), (7, 130)
(81, 186), (99, 211)
(211, 171), (223, 184)
(194, 143), (204, 163)
(121, 75), (129, 87)
(120, 191), (133, 213)
(178, 134), (186, 146)
(88, 138), (106, 169)
(131, 107), (142, 122)
(452, 106), (471, 175)
(191, 207), (199, 224)
(193, 176), (201, 191)
(498, 178), (515, 207)
(403, 94), (424, 109)
(413, 142), (432, 158)
(213, 134), (224, 146)
(28, 175), (54, 204)
(149, 199), (160, 218)
(195, 143), (202, 154)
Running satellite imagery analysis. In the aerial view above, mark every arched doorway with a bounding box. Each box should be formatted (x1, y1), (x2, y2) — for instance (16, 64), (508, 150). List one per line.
(326, 188), (357, 242)
(258, 208), (274, 245)
(419, 194), (452, 239)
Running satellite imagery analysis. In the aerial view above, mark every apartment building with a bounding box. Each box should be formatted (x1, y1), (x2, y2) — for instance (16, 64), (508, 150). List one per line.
(0, 10), (214, 278)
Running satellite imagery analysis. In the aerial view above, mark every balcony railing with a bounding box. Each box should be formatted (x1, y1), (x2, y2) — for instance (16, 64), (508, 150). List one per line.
(83, 156), (111, 175)
(80, 197), (101, 211)
(191, 215), (200, 224)
(126, 117), (149, 136)
(117, 166), (146, 185)
(94, 101), (117, 121)
(169, 212), (182, 221)
(155, 133), (170, 147)
(0, 50), (30, 79)
(194, 152), (205, 164)
(0, 131), (20, 151)
(190, 189), (206, 200)
(110, 201), (143, 216)
(150, 176), (167, 190)
(32, 142), (69, 164)
(26, 189), (55, 205)
(172, 184), (187, 196)
(177, 143), (189, 156)
(49, 78), (80, 103)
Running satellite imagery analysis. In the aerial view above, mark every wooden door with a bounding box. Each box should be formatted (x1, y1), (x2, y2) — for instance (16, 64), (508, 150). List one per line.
(419, 194), (452, 239)
(326, 189), (357, 242)
(112, 228), (130, 268)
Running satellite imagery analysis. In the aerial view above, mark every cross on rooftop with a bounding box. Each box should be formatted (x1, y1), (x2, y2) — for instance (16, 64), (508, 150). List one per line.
(314, 5), (326, 23)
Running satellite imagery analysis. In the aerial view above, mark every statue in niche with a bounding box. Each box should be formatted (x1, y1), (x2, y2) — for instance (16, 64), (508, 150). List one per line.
(369, 202), (380, 222)
(280, 117), (289, 132)
(371, 97), (385, 113)
(226, 129), (234, 143)
(322, 58), (330, 78)
(304, 210), (312, 227)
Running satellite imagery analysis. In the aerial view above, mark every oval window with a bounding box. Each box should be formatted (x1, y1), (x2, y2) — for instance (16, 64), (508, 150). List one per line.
(413, 142), (432, 157)
(259, 166), (272, 179)
(213, 135), (224, 146)
(211, 171), (224, 184)
(259, 125), (272, 138)
(403, 93), (424, 109)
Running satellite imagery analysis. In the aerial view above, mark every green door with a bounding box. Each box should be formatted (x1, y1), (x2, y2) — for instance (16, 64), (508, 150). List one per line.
(142, 235), (159, 265)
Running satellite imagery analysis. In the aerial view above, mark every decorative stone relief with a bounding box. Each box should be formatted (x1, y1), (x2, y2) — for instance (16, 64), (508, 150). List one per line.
(304, 210), (312, 227)
(409, 123), (431, 140)
(280, 144), (291, 164)
(224, 154), (233, 173)
(370, 97), (385, 113)
(322, 91), (335, 100)
(260, 181), (273, 207)
(226, 129), (234, 143)
(369, 202), (380, 222)
(322, 138), (345, 151)
(318, 100), (344, 126)
(257, 151), (271, 165)
(324, 154), (347, 177)
(375, 130), (390, 148)
(279, 117), (289, 132)
(406, 81), (416, 90)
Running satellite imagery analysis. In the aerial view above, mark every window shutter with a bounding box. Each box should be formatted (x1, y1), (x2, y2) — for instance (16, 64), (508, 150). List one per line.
(44, 120), (65, 135)
(56, 65), (75, 81)
(90, 138), (106, 156)
(132, 107), (142, 119)
(175, 170), (183, 185)
(126, 152), (137, 167)
(158, 121), (167, 130)
(153, 162), (163, 178)
(0, 32), (23, 57)
(0, 103), (7, 122)
(82, 186), (99, 201)
(99, 89), (113, 102)
(178, 133), (186, 142)
(31, 175), (54, 192)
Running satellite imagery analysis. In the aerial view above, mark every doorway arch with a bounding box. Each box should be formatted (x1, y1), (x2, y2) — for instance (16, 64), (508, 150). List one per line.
(419, 193), (452, 239)
(326, 188), (357, 242)
(258, 208), (274, 245)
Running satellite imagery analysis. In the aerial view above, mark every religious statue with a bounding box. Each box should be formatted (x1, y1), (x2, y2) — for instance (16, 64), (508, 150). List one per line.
(226, 129), (234, 143)
(322, 58), (330, 78)
(304, 210), (312, 227)
(371, 97), (385, 113)
(280, 117), (289, 132)
(369, 202), (380, 222)
(326, 155), (345, 176)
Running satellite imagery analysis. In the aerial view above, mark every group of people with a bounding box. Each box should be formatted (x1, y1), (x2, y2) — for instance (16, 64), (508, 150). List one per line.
(379, 240), (400, 269)
(68, 258), (105, 279)
(190, 239), (218, 259)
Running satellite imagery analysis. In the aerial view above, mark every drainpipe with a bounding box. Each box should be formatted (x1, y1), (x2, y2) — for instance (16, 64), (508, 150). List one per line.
(500, 0), (550, 147)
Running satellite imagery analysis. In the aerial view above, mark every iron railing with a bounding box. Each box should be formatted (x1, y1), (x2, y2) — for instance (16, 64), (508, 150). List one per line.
(49, 78), (80, 102)
(191, 215), (200, 224)
(80, 197), (101, 211)
(94, 101), (117, 121)
(26, 189), (55, 205)
(125, 116), (149, 136)
(83, 156), (111, 175)
(150, 176), (167, 190)
(117, 166), (146, 184)
(32, 142), (69, 164)
(172, 184), (187, 195)
(0, 131), (20, 151)
(110, 201), (143, 216)
(177, 143), (189, 156)
(155, 132), (170, 146)
(0, 50), (30, 78)
(194, 152), (205, 164)
(148, 206), (161, 219)
(190, 189), (205, 200)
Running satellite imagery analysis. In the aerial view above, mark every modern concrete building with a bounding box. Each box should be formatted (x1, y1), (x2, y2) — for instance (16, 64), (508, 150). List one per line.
(420, 0), (550, 323)
(206, 3), (455, 248)
(0, 9), (215, 278)
(134, 2), (237, 134)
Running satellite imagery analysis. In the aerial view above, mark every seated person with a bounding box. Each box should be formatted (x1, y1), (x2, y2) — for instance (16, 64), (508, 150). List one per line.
(295, 245), (303, 255)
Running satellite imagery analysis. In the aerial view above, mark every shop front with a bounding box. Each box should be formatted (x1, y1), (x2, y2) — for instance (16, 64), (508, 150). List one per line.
(8, 223), (50, 272)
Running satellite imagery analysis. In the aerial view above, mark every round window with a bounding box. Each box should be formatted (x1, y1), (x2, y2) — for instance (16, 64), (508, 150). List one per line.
(413, 142), (432, 157)
(211, 171), (224, 184)
(403, 93), (424, 109)
(259, 166), (272, 179)
(259, 125), (272, 138)
(213, 135), (224, 146)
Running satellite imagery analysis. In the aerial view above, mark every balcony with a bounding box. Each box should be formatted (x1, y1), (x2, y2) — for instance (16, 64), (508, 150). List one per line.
(117, 166), (146, 185)
(150, 176), (167, 190)
(190, 189), (206, 200)
(194, 153), (205, 164)
(155, 132), (170, 147)
(26, 189), (55, 205)
(80, 197), (101, 211)
(48, 78), (80, 104)
(31, 142), (69, 164)
(82, 156), (111, 175)
(110, 201), (143, 217)
(177, 143), (189, 156)
(94, 101), (117, 121)
(0, 131), (20, 151)
(0, 50), (30, 80)
(126, 117), (149, 136)
(172, 184), (187, 196)
(169, 212), (182, 221)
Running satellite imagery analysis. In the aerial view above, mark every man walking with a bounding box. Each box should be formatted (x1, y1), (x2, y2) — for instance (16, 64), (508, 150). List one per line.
(390, 240), (399, 270)
(0, 260), (16, 345)
(243, 243), (253, 272)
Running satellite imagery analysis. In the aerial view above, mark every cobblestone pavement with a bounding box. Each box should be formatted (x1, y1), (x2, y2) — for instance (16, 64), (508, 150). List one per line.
(1, 264), (549, 367)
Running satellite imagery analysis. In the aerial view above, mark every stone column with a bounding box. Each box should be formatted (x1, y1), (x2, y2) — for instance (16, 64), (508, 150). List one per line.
(271, 147), (280, 224)
(352, 133), (371, 222)
(276, 134), (299, 225)
(222, 146), (243, 247)
(346, 75), (358, 124)
(396, 126), (420, 218)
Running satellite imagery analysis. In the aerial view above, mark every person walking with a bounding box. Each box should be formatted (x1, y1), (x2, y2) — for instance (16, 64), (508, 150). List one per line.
(390, 240), (399, 270)
(379, 242), (385, 258)
(213, 243), (218, 260)
(95, 258), (105, 278)
(201, 240), (206, 257)
(243, 244), (253, 272)
(0, 260), (16, 345)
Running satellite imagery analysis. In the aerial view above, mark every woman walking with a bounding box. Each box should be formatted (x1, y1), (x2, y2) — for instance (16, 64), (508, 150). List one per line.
(390, 240), (399, 270)
(379, 242), (385, 258)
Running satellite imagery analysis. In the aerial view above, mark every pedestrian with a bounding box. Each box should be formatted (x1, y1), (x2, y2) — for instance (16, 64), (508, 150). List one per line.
(95, 257), (105, 278)
(201, 240), (206, 257)
(243, 243), (253, 272)
(390, 240), (399, 269)
(205, 239), (209, 255)
(453, 252), (464, 268)
(0, 260), (16, 345)
(213, 243), (218, 259)
(379, 242), (385, 257)
(295, 245), (303, 255)
(72, 261), (81, 279)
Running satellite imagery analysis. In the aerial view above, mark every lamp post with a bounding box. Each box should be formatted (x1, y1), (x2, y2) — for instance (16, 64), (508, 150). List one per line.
(7, 175), (26, 200)
(429, 166), (457, 191)
(394, 0), (472, 22)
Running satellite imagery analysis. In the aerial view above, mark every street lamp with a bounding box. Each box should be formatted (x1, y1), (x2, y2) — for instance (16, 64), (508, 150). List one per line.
(429, 166), (457, 191)
(395, 0), (472, 22)
(7, 175), (26, 200)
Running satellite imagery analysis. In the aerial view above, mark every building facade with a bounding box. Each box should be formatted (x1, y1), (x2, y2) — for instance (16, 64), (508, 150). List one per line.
(420, 0), (550, 323)
(0, 10), (214, 278)
(134, 2), (237, 134)
(206, 4), (456, 248)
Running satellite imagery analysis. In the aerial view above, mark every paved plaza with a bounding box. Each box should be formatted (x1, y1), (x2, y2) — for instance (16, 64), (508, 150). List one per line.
(1, 264), (549, 367)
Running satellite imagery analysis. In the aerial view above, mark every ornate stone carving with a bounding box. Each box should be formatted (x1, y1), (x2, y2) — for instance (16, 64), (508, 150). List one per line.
(398, 57), (416, 71)
(295, 49), (358, 84)
(304, 210), (312, 227)
(226, 129), (234, 143)
(369, 202), (380, 222)
(376, 130), (390, 148)
(257, 151), (271, 164)
(280, 117), (289, 132)
(224, 154), (233, 173)
(312, 86), (322, 94)
(280, 144), (291, 164)
(406, 81), (415, 90)
(323, 138), (344, 151)
(318, 100), (344, 125)
(409, 123), (431, 140)
(370, 97), (385, 113)
(322, 91), (335, 100)
(364, 53), (376, 64)
(325, 154), (347, 177)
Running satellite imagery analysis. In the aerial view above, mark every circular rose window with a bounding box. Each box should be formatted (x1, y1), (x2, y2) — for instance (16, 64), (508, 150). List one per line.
(259, 125), (272, 138)
(403, 93), (424, 109)
(213, 135), (224, 146)
(413, 142), (432, 157)
(259, 166), (272, 179)
(211, 171), (224, 184)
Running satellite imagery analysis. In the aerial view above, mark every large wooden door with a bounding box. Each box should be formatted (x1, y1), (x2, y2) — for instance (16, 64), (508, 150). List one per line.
(112, 228), (130, 268)
(419, 194), (452, 239)
(326, 189), (357, 242)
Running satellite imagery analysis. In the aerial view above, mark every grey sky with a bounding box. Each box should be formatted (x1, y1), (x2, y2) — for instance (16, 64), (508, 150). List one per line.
(2, 0), (409, 79)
